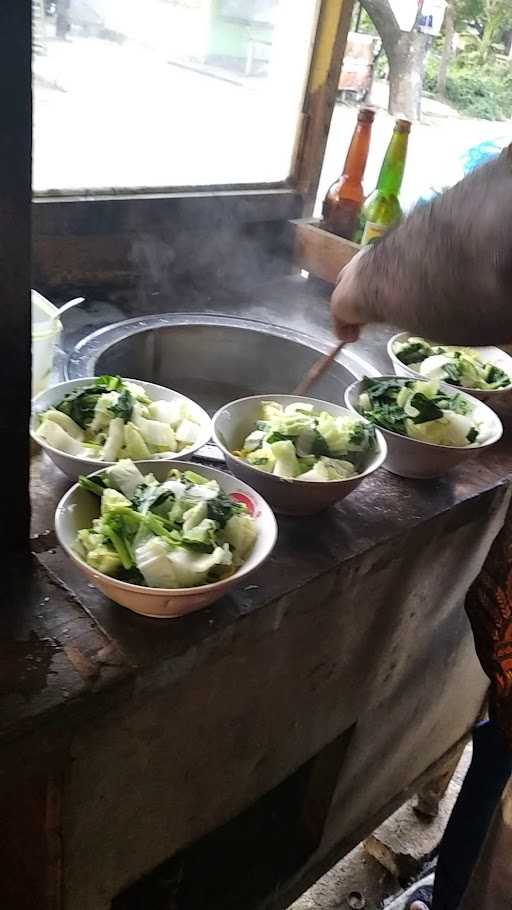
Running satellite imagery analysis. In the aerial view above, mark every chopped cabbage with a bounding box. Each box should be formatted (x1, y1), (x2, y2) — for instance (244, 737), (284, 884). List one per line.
(245, 444), (276, 472)
(89, 391), (120, 434)
(101, 488), (132, 515)
(105, 460), (145, 499)
(260, 401), (282, 420)
(223, 513), (257, 561)
(243, 430), (266, 452)
(300, 457), (356, 482)
(182, 518), (217, 548)
(75, 460), (256, 589)
(42, 409), (84, 440)
(101, 417), (124, 462)
(175, 418), (199, 445)
(394, 337), (511, 391)
(36, 375), (205, 463)
(123, 423), (151, 460)
(235, 401), (375, 482)
(358, 377), (483, 447)
(271, 439), (302, 478)
(148, 399), (185, 426)
(85, 545), (122, 576)
(132, 408), (177, 450)
(135, 537), (232, 588)
(123, 381), (151, 402)
(37, 418), (87, 456)
(186, 480), (220, 501)
(406, 413), (475, 447)
(182, 501), (207, 532)
(135, 537), (180, 588)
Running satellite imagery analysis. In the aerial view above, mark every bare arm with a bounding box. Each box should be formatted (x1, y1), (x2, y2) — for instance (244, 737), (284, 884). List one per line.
(331, 146), (512, 345)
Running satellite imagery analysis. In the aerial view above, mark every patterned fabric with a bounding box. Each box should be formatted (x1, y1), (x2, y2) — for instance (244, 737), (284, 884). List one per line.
(465, 512), (512, 749)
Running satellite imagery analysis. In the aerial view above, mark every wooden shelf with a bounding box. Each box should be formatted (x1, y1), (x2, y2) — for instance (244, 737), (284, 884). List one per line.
(290, 218), (360, 285)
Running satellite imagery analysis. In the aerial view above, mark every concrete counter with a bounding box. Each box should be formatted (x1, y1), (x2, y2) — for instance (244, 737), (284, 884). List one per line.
(3, 276), (512, 909)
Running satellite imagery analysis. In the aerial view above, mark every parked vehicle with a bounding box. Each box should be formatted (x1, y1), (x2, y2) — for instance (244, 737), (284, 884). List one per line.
(338, 32), (380, 103)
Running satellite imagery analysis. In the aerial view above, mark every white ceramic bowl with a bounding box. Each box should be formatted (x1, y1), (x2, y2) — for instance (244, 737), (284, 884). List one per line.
(55, 461), (277, 619)
(31, 377), (212, 479)
(388, 333), (512, 403)
(212, 394), (387, 516)
(345, 377), (503, 480)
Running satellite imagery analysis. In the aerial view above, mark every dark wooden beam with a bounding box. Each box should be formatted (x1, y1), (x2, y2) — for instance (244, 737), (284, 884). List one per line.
(0, 0), (32, 550)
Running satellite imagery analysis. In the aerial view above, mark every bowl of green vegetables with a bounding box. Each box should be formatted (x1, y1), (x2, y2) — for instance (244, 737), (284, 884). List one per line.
(31, 376), (212, 479)
(55, 459), (277, 618)
(345, 376), (502, 479)
(388, 333), (512, 402)
(212, 394), (387, 515)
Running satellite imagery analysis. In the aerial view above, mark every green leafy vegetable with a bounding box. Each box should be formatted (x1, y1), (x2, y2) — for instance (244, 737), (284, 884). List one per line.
(236, 402), (374, 482)
(79, 475), (109, 497)
(207, 490), (243, 529)
(96, 375), (124, 391)
(396, 340), (434, 365)
(37, 375), (204, 462)
(409, 393), (443, 424)
(310, 430), (331, 457)
(74, 460), (256, 589)
(394, 337), (511, 391)
(358, 378), (485, 448)
(108, 388), (134, 421)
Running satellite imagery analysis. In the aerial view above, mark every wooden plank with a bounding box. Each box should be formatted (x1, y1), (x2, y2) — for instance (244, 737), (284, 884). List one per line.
(0, 553), (131, 745)
(291, 218), (359, 284)
(32, 188), (302, 236)
(293, 0), (355, 213)
(0, 0), (32, 550)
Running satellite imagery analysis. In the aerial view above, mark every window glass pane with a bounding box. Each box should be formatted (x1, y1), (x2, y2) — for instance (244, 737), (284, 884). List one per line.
(32, 0), (319, 192)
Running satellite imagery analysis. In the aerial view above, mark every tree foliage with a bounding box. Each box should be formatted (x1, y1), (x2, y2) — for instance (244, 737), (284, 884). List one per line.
(455, 0), (512, 48)
(425, 0), (512, 118)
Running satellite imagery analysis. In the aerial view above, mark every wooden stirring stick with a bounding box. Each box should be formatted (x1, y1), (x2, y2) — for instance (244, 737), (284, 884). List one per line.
(293, 341), (346, 397)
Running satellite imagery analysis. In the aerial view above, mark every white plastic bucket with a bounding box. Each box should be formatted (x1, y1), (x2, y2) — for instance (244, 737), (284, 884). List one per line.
(32, 289), (62, 398)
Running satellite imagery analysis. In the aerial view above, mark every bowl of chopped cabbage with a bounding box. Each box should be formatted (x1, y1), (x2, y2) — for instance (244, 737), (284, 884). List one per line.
(31, 376), (212, 478)
(345, 376), (502, 479)
(55, 459), (277, 618)
(388, 334), (512, 402)
(212, 395), (387, 515)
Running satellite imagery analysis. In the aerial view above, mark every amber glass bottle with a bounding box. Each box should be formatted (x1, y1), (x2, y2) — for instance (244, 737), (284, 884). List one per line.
(322, 107), (375, 239)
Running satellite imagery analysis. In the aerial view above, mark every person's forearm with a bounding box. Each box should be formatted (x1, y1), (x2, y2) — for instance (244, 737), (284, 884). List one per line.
(354, 146), (512, 345)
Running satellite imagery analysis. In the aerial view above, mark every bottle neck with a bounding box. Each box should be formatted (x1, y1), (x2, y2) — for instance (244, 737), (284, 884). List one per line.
(342, 120), (373, 184)
(376, 129), (409, 196)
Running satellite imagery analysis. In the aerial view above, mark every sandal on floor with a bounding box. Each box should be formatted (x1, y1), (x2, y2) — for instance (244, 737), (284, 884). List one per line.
(405, 884), (433, 909)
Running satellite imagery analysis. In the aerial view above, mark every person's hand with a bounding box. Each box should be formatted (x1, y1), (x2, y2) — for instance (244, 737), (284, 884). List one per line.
(330, 248), (369, 342)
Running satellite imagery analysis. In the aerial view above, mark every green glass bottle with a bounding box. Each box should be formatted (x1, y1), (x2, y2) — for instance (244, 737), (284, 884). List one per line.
(354, 118), (411, 246)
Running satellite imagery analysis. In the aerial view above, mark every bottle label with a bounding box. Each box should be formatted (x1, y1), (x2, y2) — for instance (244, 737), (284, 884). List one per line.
(361, 220), (388, 246)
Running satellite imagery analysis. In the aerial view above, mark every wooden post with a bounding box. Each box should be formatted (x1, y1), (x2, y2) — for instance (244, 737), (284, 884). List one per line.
(0, 1), (32, 550)
(293, 0), (354, 214)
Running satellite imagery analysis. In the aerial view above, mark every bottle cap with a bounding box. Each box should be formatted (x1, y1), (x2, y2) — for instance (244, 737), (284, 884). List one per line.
(358, 107), (376, 123)
(395, 118), (411, 133)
